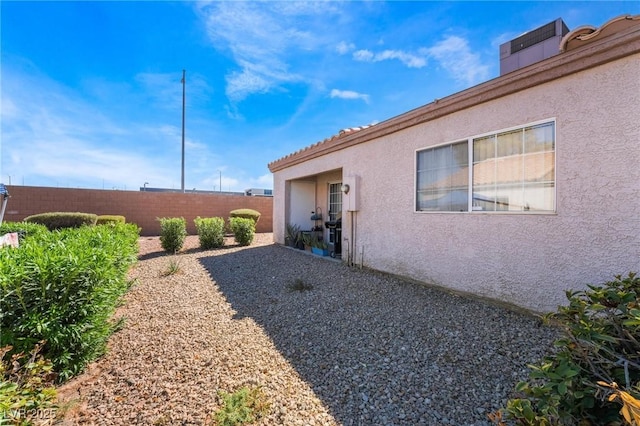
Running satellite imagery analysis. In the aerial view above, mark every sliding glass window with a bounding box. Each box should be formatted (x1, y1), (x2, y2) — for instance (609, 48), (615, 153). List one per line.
(416, 141), (469, 212)
(416, 120), (555, 213)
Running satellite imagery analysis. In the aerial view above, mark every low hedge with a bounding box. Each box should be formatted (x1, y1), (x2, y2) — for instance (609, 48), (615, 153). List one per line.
(24, 212), (97, 230)
(96, 215), (126, 225)
(0, 222), (140, 381)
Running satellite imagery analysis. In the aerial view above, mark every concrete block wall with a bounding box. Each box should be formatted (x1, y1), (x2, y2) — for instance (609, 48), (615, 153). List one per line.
(2, 186), (273, 236)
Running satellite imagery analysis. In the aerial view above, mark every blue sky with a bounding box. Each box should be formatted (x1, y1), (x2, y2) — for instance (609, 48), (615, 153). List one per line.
(2, 1), (638, 192)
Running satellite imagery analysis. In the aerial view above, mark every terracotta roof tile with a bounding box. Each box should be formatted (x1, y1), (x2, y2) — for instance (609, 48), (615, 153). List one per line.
(267, 125), (374, 170)
(560, 14), (640, 52)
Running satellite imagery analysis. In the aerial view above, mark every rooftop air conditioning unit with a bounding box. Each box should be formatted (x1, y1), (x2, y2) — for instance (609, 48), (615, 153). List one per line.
(500, 18), (569, 75)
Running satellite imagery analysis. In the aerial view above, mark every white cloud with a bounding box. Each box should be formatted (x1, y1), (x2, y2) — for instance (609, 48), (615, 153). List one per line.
(375, 50), (426, 68)
(225, 69), (272, 102)
(255, 173), (273, 187)
(423, 35), (490, 86)
(336, 41), (355, 55)
(330, 89), (370, 103)
(1, 98), (19, 120)
(351, 35), (489, 86)
(196, 2), (337, 103)
(353, 49), (375, 61)
(353, 48), (426, 68)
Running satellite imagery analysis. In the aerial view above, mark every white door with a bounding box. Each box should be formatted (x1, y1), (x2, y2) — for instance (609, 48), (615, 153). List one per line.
(289, 181), (316, 230)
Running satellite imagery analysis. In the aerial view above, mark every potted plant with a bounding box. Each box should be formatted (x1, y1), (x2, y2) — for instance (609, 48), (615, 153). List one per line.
(285, 223), (300, 248)
(301, 232), (313, 251)
(310, 234), (329, 256)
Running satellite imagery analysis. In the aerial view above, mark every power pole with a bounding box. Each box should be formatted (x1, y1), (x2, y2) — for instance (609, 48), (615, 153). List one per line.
(181, 69), (186, 193)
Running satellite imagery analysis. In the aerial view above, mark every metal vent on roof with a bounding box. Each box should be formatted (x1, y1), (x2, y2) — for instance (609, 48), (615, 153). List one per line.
(511, 21), (557, 53)
(500, 18), (570, 75)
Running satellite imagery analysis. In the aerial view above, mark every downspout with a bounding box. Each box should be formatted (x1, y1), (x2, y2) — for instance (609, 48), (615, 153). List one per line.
(349, 210), (355, 266)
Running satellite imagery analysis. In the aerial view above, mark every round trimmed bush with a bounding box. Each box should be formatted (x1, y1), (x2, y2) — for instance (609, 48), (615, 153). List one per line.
(24, 212), (97, 230)
(229, 209), (261, 224)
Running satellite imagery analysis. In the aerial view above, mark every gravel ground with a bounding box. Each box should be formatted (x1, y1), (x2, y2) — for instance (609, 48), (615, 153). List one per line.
(57, 233), (559, 425)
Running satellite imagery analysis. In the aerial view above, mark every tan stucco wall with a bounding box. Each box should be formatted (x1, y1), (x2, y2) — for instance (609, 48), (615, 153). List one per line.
(273, 55), (640, 313)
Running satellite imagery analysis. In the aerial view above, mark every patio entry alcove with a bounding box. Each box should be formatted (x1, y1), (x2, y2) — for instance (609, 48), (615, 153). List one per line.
(285, 168), (343, 256)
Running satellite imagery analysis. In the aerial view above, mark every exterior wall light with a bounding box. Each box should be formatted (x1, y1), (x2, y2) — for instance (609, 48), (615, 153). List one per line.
(341, 184), (350, 194)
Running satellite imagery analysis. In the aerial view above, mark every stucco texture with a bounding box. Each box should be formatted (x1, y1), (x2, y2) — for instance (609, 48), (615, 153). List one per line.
(273, 54), (639, 313)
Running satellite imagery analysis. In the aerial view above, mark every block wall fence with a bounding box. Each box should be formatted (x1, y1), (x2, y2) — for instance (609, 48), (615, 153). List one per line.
(3, 186), (273, 236)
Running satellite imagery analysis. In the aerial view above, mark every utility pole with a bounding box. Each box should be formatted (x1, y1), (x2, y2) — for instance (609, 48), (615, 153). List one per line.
(181, 69), (186, 193)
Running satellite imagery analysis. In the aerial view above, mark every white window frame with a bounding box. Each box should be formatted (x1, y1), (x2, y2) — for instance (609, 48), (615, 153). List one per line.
(415, 118), (557, 214)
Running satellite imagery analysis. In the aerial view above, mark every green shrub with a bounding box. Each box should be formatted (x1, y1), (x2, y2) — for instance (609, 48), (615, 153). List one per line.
(0, 341), (58, 424)
(229, 209), (261, 224)
(24, 212), (97, 230)
(158, 217), (187, 254)
(229, 217), (255, 246)
(496, 272), (640, 425)
(161, 257), (182, 277)
(96, 215), (126, 225)
(0, 221), (49, 241)
(194, 216), (225, 249)
(0, 223), (139, 381)
(214, 386), (270, 426)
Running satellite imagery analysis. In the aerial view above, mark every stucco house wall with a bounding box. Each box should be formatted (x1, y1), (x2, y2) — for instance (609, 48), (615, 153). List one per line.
(271, 22), (640, 313)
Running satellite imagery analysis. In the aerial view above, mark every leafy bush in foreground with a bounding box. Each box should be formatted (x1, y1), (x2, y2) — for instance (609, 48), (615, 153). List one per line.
(0, 221), (49, 241)
(194, 216), (225, 249)
(24, 212), (97, 230)
(0, 341), (58, 424)
(229, 217), (255, 246)
(158, 217), (187, 254)
(494, 272), (640, 425)
(0, 223), (139, 381)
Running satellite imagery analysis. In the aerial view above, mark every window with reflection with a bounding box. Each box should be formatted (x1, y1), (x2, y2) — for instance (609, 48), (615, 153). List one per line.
(416, 121), (555, 213)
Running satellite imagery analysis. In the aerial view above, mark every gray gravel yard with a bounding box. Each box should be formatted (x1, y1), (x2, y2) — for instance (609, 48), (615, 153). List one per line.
(58, 234), (559, 425)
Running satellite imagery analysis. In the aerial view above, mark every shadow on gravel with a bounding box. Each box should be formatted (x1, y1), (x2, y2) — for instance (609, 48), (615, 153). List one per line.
(138, 251), (168, 261)
(199, 244), (558, 426)
(138, 244), (237, 261)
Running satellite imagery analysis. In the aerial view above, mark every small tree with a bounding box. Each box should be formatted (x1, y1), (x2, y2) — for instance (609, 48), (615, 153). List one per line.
(158, 217), (187, 254)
